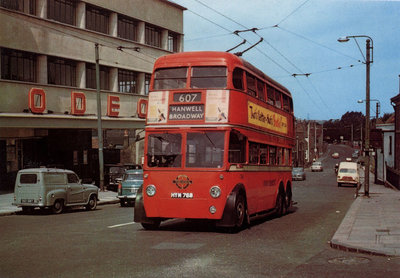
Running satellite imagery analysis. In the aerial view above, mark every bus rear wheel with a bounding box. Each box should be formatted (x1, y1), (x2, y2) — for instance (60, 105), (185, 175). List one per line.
(275, 192), (286, 217)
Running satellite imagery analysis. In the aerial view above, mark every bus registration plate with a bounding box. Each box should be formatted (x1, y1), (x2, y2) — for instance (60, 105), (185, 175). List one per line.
(171, 192), (193, 199)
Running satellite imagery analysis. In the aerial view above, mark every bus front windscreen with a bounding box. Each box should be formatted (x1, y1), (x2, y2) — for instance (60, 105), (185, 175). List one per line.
(147, 133), (182, 167)
(186, 131), (225, 168)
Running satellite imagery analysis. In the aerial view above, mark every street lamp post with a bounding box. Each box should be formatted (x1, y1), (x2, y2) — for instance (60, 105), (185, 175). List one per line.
(338, 35), (374, 197)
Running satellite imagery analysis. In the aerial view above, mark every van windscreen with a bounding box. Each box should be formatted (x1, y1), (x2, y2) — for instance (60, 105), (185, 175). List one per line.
(20, 174), (37, 184)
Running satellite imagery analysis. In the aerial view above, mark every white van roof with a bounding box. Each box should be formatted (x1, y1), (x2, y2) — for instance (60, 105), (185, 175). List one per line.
(18, 168), (75, 174)
(338, 162), (357, 168)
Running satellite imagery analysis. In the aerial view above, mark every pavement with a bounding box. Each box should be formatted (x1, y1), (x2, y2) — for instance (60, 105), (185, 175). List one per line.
(0, 189), (119, 216)
(330, 169), (400, 257)
(1, 172), (400, 257)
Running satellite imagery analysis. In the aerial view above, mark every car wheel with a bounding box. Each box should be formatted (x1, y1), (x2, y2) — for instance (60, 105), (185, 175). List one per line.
(120, 200), (126, 207)
(338, 183), (341, 187)
(86, 195), (97, 211)
(52, 199), (64, 214)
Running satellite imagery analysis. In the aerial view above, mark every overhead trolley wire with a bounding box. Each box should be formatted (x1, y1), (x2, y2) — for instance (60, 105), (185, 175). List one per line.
(276, 0), (311, 26)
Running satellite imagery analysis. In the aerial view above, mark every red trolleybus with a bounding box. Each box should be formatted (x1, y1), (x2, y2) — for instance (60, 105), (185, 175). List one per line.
(134, 51), (295, 231)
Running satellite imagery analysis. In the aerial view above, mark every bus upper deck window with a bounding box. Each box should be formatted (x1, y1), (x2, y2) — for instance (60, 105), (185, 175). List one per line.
(153, 67), (188, 90)
(246, 73), (257, 97)
(190, 66), (227, 89)
(232, 68), (244, 90)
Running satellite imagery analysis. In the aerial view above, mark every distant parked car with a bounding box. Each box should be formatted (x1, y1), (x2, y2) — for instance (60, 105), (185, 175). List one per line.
(352, 150), (359, 159)
(292, 167), (306, 181)
(13, 168), (98, 214)
(346, 157), (352, 162)
(311, 161), (323, 172)
(331, 152), (339, 159)
(337, 162), (359, 187)
(106, 164), (142, 191)
(118, 169), (143, 206)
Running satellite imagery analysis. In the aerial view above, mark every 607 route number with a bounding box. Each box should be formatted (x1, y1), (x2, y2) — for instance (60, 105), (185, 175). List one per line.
(173, 93), (201, 103)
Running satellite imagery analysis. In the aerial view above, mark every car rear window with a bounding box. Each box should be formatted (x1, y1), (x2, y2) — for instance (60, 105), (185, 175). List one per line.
(20, 174), (37, 184)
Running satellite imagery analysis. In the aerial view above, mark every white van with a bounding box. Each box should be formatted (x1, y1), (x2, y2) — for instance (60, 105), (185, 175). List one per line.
(337, 162), (359, 187)
(13, 168), (99, 214)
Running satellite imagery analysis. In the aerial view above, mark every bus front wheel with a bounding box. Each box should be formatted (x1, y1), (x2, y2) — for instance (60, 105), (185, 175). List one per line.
(234, 194), (246, 229)
(141, 219), (161, 230)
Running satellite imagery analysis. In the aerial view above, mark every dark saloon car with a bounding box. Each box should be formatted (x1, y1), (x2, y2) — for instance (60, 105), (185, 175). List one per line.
(292, 167), (306, 181)
(117, 169), (143, 206)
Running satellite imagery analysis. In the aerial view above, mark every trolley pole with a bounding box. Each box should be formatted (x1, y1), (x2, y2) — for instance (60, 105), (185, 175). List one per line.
(95, 43), (105, 191)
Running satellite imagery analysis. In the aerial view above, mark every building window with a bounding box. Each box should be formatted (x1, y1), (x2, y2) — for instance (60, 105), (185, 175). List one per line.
(29, 0), (36, 15)
(86, 4), (109, 34)
(1, 48), (36, 82)
(168, 32), (178, 52)
(118, 69), (137, 94)
(48, 56), (76, 86)
(389, 136), (392, 155)
(145, 73), (151, 95)
(86, 63), (109, 90)
(118, 15), (137, 41)
(47, 0), (76, 25)
(1, 0), (23, 12)
(0, 0), (36, 14)
(145, 24), (161, 47)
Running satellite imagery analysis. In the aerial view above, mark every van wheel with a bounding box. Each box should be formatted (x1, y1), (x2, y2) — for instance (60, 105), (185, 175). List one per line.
(52, 200), (64, 214)
(86, 195), (97, 211)
(22, 207), (34, 214)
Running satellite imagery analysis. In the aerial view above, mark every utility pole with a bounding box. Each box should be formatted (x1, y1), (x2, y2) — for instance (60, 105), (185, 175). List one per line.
(95, 43), (105, 191)
(364, 39), (371, 197)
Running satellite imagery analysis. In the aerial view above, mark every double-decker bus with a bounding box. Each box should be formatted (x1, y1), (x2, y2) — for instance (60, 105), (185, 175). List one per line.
(134, 51), (295, 231)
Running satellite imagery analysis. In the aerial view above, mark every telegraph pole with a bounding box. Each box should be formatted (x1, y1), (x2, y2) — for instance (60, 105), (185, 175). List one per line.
(364, 39), (371, 197)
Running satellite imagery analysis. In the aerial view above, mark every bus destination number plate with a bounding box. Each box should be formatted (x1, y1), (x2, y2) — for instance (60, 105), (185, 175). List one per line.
(173, 92), (201, 103)
(171, 192), (194, 199)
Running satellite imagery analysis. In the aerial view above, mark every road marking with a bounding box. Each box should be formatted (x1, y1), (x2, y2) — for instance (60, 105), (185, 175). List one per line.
(152, 242), (204, 250)
(108, 222), (135, 229)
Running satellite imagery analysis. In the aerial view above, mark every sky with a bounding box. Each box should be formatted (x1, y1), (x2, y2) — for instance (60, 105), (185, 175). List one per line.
(170, 0), (400, 120)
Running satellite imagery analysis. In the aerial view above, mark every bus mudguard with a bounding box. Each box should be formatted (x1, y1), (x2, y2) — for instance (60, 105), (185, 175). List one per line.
(133, 185), (148, 223)
(215, 183), (246, 227)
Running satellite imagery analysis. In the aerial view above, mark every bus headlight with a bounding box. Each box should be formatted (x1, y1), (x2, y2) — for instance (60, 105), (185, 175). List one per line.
(210, 185), (221, 198)
(146, 185), (156, 197)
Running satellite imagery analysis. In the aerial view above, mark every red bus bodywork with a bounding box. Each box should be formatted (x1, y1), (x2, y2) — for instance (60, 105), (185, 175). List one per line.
(134, 51), (295, 230)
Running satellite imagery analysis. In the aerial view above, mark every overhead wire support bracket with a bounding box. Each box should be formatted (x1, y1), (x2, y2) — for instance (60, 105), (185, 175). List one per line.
(234, 38), (263, 57)
(292, 73), (311, 77)
(226, 39), (247, 53)
(233, 27), (259, 35)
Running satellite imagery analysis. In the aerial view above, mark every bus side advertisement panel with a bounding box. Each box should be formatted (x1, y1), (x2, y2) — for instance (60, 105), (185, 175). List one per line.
(247, 101), (288, 134)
